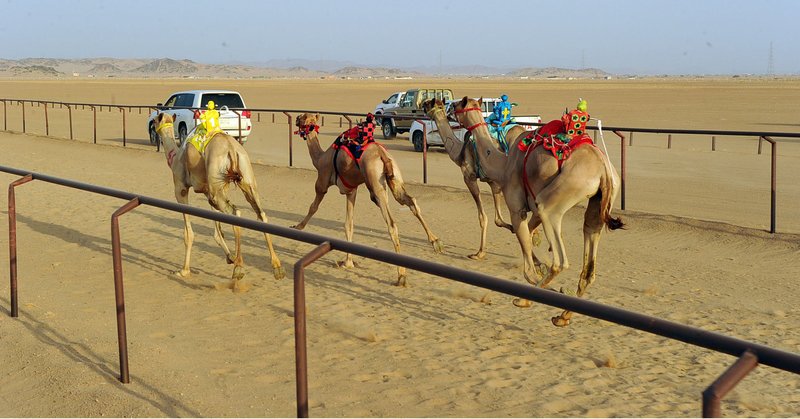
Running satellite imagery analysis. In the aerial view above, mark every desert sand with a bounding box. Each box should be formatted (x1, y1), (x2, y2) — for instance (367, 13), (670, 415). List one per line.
(0, 78), (799, 417)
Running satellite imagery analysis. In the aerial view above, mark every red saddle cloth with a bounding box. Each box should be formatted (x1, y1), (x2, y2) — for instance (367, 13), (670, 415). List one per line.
(332, 122), (376, 164)
(518, 119), (594, 167)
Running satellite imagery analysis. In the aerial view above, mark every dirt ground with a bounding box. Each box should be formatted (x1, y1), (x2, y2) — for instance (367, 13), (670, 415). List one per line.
(0, 78), (799, 417)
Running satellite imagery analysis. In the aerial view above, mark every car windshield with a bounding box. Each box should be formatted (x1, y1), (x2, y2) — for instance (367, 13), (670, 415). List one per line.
(200, 93), (244, 109)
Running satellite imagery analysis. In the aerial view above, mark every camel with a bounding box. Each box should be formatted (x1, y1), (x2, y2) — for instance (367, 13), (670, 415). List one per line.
(450, 97), (623, 326)
(292, 113), (443, 286)
(153, 113), (284, 289)
(420, 98), (515, 260)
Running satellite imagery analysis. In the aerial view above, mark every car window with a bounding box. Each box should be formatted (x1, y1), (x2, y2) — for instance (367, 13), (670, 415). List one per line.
(163, 95), (178, 108)
(201, 93), (245, 109)
(175, 94), (194, 108)
(442, 90), (454, 101)
(388, 94), (398, 103)
(401, 91), (416, 108)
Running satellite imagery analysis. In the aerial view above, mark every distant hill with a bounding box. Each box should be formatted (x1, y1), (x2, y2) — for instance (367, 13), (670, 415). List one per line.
(0, 57), (620, 79)
(510, 67), (611, 78)
(131, 58), (198, 74)
(9, 65), (62, 77)
(332, 66), (418, 78)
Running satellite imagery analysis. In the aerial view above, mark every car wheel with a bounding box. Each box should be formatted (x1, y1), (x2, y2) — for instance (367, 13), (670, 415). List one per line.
(178, 124), (188, 145)
(382, 119), (396, 139)
(412, 131), (425, 152)
(149, 123), (158, 145)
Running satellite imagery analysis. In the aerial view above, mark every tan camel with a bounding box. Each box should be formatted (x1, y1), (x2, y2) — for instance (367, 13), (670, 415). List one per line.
(153, 113), (284, 289)
(292, 113), (443, 286)
(420, 98), (514, 260)
(451, 97), (623, 326)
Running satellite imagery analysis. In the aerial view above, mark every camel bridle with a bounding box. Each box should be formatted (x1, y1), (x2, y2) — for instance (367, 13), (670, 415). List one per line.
(453, 105), (488, 132)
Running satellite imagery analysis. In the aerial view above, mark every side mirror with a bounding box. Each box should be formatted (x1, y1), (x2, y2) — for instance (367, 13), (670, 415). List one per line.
(156, 103), (164, 110)
(382, 99), (388, 104)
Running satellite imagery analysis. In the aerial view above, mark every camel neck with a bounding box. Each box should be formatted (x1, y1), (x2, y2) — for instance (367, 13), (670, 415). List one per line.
(304, 132), (325, 169)
(428, 109), (466, 164)
(464, 123), (508, 181)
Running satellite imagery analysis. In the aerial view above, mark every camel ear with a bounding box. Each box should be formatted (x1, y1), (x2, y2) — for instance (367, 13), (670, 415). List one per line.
(155, 113), (162, 123)
(315, 113), (320, 122)
(172, 113), (177, 122)
(460, 96), (469, 108)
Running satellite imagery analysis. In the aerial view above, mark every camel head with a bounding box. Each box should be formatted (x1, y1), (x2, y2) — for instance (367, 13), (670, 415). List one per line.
(295, 113), (321, 140)
(452, 96), (484, 127)
(421, 98), (446, 117)
(153, 112), (178, 144)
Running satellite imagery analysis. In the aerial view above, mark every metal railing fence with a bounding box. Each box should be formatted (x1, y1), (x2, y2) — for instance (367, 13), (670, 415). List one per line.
(2, 98), (800, 234)
(2, 164), (800, 417)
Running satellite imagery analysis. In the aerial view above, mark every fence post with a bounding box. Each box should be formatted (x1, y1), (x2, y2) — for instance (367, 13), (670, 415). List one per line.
(343, 115), (352, 129)
(628, 131), (633, 146)
(119, 107), (127, 147)
(416, 120), (428, 184)
(92, 106), (97, 144)
(762, 136), (777, 233)
(668, 134), (672, 149)
(238, 112), (242, 140)
(21, 101), (26, 133)
(702, 350), (758, 417)
(67, 105), (73, 140)
(711, 136), (716, 151)
(294, 241), (333, 418)
(111, 197), (141, 384)
(44, 102), (49, 136)
(3, 100), (6, 131)
(758, 136), (763, 155)
(8, 174), (34, 318)
(283, 112), (293, 167)
(614, 131), (626, 210)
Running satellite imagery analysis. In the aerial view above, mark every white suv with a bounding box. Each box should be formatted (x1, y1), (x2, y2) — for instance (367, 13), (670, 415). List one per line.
(148, 90), (252, 145)
(373, 91), (405, 123)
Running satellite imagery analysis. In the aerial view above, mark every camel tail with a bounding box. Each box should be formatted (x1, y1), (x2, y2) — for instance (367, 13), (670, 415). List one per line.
(225, 148), (243, 185)
(376, 145), (395, 181)
(599, 152), (624, 231)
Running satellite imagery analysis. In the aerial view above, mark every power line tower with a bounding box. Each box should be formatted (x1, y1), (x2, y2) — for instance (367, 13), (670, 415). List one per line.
(767, 41), (774, 75)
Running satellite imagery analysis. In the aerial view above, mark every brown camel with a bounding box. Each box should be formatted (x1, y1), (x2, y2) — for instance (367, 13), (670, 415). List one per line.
(420, 98), (515, 260)
(451, 97), (623, 326)
(292, 113), (443, 286)
(153, 113), (284, 289)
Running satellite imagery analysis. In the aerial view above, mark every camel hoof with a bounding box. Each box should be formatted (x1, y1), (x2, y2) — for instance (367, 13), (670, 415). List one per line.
(290, 223), (306, 230)
(336, 259), (357, 269)
(467, 251), (486, 260)
(232, 265), (245, 282)
(512, 298), (532, 308)
(175, 269), (191, 278)
(552, 316), (571, 327)
(432, 239), (445, 254)
(225, 256), (235, 265)
(273, 266), (286, 280)
(395, 276), (408, 287)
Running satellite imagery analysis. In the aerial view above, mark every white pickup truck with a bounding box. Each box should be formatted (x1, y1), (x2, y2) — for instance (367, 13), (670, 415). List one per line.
(408, 97), (541, 152)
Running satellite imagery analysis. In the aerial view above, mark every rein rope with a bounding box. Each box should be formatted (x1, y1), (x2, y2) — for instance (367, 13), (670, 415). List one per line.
(294, 124), (320, 140)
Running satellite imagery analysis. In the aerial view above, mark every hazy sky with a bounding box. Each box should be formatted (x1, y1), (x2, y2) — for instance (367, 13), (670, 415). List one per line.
(2, 0), (799, 75)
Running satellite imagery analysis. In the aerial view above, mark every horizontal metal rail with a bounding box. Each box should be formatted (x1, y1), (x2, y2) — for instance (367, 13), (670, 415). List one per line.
(2, 164), (800, 373)
(2, 98), (800, 139)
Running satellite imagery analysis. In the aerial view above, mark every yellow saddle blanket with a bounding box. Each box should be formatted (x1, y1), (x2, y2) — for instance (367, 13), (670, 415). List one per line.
(186, 128), (223, 154)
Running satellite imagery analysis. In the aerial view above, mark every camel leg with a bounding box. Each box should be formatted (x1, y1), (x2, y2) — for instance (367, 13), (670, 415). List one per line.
(212, 218), (235, 264)
(553, 195), (604, 327)
(338, 189), (358, 268)
(291, 181), (328, 230)
(464, 176), (488, 260)
(239, 182), (285, 280)
(489, 181), (514, 232)
(175, 186), (194, 278)
(386, 170), (444, 254)
(207, 192), (245, 287)
(371, 184), (407, 286)
(509, 208), (541, 308)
